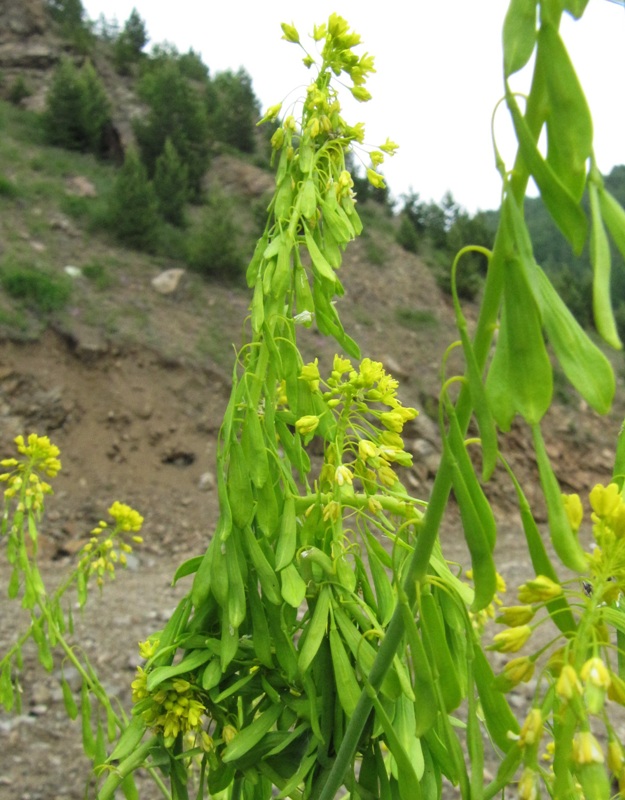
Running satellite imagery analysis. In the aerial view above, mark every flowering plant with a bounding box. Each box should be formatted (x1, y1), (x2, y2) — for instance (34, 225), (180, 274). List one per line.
(4, 6), (625, 800)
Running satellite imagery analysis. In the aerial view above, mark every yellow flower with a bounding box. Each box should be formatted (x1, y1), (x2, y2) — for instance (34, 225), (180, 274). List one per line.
(581, 656), (611, 714)
(334, 465), (353, 487)
(222, 724), (238, 745)
(580, 657), (611, 690)
(518, 708), (543, 747)
(300, 359), (320, 392)
(556, 664), (582, 701)
(496, 605), (535, 627)
(358, 439), (378, 460)
(518, 767), (539, 800)
(517, 575), (562, 603)
(366, 168), (385, 189)
(562, 493), (584, 532)
(496, 656), (535, 689)
(295, 415), (320, 436)
(280, 22), (299, 43)
(491, 625), (532, 653)
(379, 138), (400, 156)
(589, 483), (621, 519)
(108, 501), (144, 532)
(608, 739), (625, 776)
(608, 671), (625, 705)
(572, 731), (604, 765)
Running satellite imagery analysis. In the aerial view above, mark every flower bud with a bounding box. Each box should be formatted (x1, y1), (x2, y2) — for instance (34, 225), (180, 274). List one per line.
(581, 657), (611, 714)
(517, 575), (562, 603)
(490, 625), (532, 653)
(517, 767), (539, 800)
(496, 605), (535, 627)
(519, 708), (543, 747)
(556, 664), (582, 701)
(295, 415), (320, 436)
(572, 731), (604, 765)
(280, 22), (300, 43)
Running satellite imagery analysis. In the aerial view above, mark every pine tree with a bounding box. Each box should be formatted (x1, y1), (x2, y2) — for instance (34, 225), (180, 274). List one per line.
(107, 149), (160, 250)
(154, 138), (189, 227)
(43, 58), (110, 155)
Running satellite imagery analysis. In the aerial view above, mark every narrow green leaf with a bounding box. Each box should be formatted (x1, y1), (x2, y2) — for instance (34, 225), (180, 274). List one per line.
(147, 649), (214, 691)
(298, 585), (331, 674)
(532, 424), (587, 572)
(222, 704), (283, 763)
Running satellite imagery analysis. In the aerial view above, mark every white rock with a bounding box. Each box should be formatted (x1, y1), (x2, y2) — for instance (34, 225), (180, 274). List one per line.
(151, 269), (186, 295)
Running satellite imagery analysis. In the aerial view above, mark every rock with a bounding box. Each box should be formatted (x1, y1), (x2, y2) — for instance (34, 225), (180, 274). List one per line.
(198, 471), (215, 491)
(151, 269), (186, 295)
(65, 176), (97, 198)
(0, 0), (47, 41)
(49, 213), (79, 237)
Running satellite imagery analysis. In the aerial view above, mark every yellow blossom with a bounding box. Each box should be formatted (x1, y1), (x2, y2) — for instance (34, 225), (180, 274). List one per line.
(518, 767), (539, 800)
(491, 625), (532, 653)
(358, 439), (379, 460)
(366, 168), (385, 189)
(563, 493), (584, 531)
(556, 664), (582, 701)
(495, 656), (535, 689)
(496, 605), (535, 627)
(222, 724), (238, 745)
(335, 465), (353, 487)
(517, 575), (562, 603)
(295, 415), (320, 436)
(280, 22), (299, 43)
(580, 657), (611, 690)
(518, 708), (543, 747)
(608, 671), (625, 705)
(581, 656), (611, 714)
(572, 731), (604, 765)
(589, 483), (622, 519)
(300, 359), (320, 392)
(608, 739), (625, 775)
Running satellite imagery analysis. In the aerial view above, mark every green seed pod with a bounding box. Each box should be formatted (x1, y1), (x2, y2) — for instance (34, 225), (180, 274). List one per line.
(298, 585), (331, 674)
(503, 0), (538, 77)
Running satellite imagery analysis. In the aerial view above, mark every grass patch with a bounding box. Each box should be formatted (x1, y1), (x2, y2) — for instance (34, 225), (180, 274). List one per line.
(0, 175), (19, 198)
(1, 263), (72, 311)
(82, 261), (115, 290)
(395, 307), (438, 331)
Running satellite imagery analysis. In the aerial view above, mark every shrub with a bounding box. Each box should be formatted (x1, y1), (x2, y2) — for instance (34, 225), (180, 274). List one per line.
(153, 137), (189, 226)
(106, 148), (160, 250)
(134, 60), (210, 199)
(396, 213), (420, 253)
(185, 192), (244, 280)
(0, 265), (72, 311)
(43, 58), (111, 156)
(0, 175), (19, 198)
(8, 76), (31, 106)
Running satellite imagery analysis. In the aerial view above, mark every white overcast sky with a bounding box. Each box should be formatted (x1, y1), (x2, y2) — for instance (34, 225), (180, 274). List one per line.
(82, 0), (625, 213)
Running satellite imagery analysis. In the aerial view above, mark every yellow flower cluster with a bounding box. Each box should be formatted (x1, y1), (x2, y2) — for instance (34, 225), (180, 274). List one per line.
(299, 355), (417, 498)
(268, 15), (398, 189)
(0, 433), (61, 512)
(78, 502), (144, 587)
(131, 668), (206, 748)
